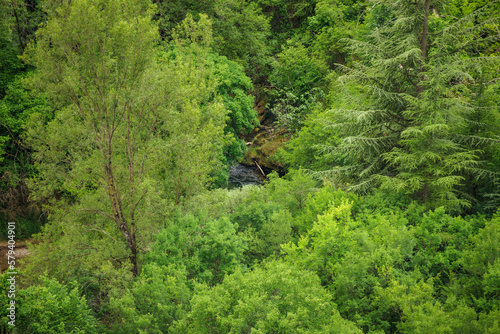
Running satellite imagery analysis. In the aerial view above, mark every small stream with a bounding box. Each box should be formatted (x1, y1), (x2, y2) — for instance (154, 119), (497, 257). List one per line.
(227, 163), (264, 189)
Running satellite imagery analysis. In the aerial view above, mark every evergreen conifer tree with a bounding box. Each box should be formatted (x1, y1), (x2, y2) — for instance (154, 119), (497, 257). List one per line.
(327, 0), (500, 210)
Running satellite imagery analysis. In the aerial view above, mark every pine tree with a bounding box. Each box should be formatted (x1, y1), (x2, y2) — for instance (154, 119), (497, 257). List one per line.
(326, 0), (500, 210)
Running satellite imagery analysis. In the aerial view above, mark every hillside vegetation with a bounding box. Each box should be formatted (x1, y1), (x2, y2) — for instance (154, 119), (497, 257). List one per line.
(1, 0), (500, 333)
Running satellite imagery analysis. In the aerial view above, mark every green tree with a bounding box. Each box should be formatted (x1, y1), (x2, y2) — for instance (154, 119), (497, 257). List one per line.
(0, 75), (49, 238)
(24, 0), (229, 279)
(322, 0), (500, 210)
(0, 0), (44, 54)
(13, 276), (98, 334)
(211, 52), (258, 164)
(108, 263), (191, 334)
(281, 189), (494, 332)
(153, 0), (270, 68)
(0, 0), (49, 235)
(255, 0), (318, 47)
(172, 259), (362, 333)
(147, 214), (247, 286)
(169, 13), (258, 186)
(278, 107), (343, 171)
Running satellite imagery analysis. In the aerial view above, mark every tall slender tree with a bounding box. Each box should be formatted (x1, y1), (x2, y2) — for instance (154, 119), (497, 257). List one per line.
(326, 0), (500, 210)
(24, 0), (229, 278)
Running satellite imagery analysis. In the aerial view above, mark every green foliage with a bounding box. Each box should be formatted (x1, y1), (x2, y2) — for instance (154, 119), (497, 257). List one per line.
(170, 14), (258, 187)
(0, 75), (50, 238)
(0, 74), (50, 181)
(250, 209), (293, 258)
(4, 1), (500, 334)
(294, 184), (359, 234)
(282, 189), (496, 333)
(459, 215), (500, 311)
(260, 0), (371, 133)
(108, 263), (191, 334)
(278, 107), (343, 170)
(255, 0), (318, 47)
(375, 278), (482, 334)
(0, 38), (23, 98)
(147, 214), (247, 286)
(179, 186), (244, 220)
(22, 209), (135, 284)
(462, 215), (500, 276)
(181, 185), (293, 265)
(22, 0), (160, 279)
(300, 0), (370, 70)
(0, 1), (50, 234)
(23, 0), (231, 282)
(227, 170), (316, 263)
(483, 259), (500, 308)
(283, 199), (364, 285)
(266, 169), (318, 215)
(172, 259), (362, 333)
(0, 0), (45, 53)
(316, 0), (500, 210)
(14, 276), (98, 334)
(210, 52), (258, 163)
(229, 186), (281, 230)
(0, 215), (43, 240)
(228, 189), (289, 264)
(266, 41), (328, 132)
(155, 0), (270, 67)
(269, 88), (325, 133)
(270, 42), (328, 95)
(182, 171), (317, 265)
(211, 0), (271, 68)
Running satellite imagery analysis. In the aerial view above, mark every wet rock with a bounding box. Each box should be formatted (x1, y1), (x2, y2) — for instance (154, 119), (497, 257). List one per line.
(227, 164), (264, 189)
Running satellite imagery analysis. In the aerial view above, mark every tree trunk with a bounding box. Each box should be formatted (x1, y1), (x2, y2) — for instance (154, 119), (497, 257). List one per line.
(417, 0), (430, 95)
(421, 0), (430, 61)
(105, 163), (138, 277)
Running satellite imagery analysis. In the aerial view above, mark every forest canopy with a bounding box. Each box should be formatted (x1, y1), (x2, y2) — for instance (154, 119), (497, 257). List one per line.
(0, 0), (499, 333)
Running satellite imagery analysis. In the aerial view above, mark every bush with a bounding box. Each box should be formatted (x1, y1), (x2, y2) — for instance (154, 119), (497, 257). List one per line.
(147, 214), (247, 286)
(14, 276), (98, 334)
(108, 263), (190, 334)
(172, 259), (361, 334)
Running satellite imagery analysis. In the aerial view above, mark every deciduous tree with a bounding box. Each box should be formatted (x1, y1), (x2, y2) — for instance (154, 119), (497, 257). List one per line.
(24, 0), (229, 278)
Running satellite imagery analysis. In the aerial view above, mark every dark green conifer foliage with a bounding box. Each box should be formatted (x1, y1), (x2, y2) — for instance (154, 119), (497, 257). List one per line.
(327, 0), (500, 210)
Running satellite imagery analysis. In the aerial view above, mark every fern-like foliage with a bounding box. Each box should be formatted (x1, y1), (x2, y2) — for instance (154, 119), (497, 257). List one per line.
(323, 0), (500, 211)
